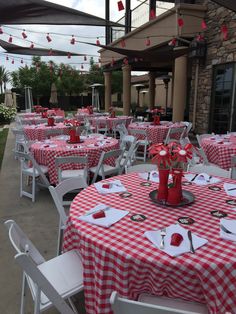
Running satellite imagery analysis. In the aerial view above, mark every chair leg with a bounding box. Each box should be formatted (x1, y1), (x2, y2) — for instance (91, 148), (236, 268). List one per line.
(20, 272), (27, 314)
(32, 176), (36, 202)
(34, 288), (41, 314)
(144, 144), (147, 162)
(68, 297), (79, 314)
(57, 226), (64, 256)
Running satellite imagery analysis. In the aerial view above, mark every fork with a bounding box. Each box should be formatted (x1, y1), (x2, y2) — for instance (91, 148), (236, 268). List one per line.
(160, 228), (166, 249)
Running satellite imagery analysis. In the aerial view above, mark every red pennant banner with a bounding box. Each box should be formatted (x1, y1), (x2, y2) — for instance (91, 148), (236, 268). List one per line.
(168, 38), (176, 46)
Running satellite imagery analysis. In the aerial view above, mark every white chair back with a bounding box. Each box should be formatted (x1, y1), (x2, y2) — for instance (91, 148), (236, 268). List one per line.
(126, 163), (157, 174)
(188, 164), (231, 178)
(164, 127), (186, 145)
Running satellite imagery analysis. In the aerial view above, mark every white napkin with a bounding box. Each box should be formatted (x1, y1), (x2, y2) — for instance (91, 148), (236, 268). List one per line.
(94, 180), (127, 194)
(184, 173), (221, 185)
(144, 224), (208, 257)
(224, 183), (236, 197)
(139, 171), (172, 183)
(79, 203), (129, 228)
(220, 218), (236, 242)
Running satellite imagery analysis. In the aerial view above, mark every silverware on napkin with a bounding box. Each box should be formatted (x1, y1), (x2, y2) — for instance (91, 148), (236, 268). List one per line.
(220, 224), (236, 235)
(191, 174), (198, 182)
(160, 228), (166, 249)
(227, 187), (236, 191)
(147, 172), (150, 181)
(187, 230), (195, 254)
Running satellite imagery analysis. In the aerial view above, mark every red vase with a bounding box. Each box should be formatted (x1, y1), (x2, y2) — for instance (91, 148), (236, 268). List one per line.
(157, 168), (169, 202)
(69, 129), (76, 142)
(47, 117), (54, 126)
(167, 169), (183, 205)
(154, 115), (160, 125)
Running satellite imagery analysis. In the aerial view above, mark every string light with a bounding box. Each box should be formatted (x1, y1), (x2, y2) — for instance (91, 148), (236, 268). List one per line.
(8, 35), (13, 43)
(30, 42), (34, 49)
(96, 37), (100, 45)
(46, 33), (52, 42)
(70, 35), (75, 45)
(22, 30), (27, 39)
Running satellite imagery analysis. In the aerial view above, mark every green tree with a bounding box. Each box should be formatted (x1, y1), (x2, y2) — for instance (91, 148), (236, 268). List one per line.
(0, 66), (10, 94)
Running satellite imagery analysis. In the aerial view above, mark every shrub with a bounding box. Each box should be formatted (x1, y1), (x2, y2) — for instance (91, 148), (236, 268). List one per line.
(0, 103), (17, 124)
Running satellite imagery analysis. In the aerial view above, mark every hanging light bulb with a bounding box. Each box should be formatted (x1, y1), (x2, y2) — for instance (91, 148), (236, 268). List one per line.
(96, 37), (100, 45)
(0, 27), (3, 34)
(22, 30), (27, 39)
(8, 35), (13, 43)
(178, 16), (184, 28)
(11, 59), (14, 64)
(67, 52), (71, 59)
(30, 42), (34, 49)
(117, 1), (124, 11)
(84, 55), (87, 61)
(145, 37), (151, 47)
(46, 33), (52, 42)
(201, 20), (207, 30)
(21, 59), (24, 64)
(70, 35), (75, 45)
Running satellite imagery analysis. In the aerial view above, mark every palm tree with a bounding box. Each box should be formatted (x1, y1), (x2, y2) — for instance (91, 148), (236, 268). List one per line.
(0, 66), (9, 94)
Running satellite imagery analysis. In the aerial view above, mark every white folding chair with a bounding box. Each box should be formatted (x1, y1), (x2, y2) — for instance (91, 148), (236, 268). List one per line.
(114, 123), (128, 140)
(164, 127), (186, 145)
(187, 163), (232, 178)
(11, 127), (27, 158)
(95, 119), (109, 135)
(55, 155), (88, 183)
(129, 129), (150, 162)
(110, 291), (208, 314)
(231, 155), (236, 180)
(49, 177), (88, 255)
(4, 220), (83, 314)
(125, 163), (157, 174)
(45, 128), (63, 139)
(15, 151), (49, 202)
(90, 149), (124, 183)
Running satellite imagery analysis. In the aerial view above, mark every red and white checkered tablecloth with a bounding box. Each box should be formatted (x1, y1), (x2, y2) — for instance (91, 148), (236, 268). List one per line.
(63, 173), (236, 314)
(18, 112), (41, 118)
(30, 135), (119, 185)
(89, 116), (133, 129)
(202, 137), (236, 170)
(23, 123), (70, 141)
(128, 122), (184, 144)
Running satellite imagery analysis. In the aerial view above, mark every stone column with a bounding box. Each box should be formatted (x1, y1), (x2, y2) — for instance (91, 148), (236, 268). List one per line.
(172, 55), (187, 122)
(104, 71), (112, 112)
(149, 71), (155, 109)
(122, 64), (131, 116)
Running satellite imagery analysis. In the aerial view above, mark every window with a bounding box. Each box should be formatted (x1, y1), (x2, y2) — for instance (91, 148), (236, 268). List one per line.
(210, 63), (236, 134)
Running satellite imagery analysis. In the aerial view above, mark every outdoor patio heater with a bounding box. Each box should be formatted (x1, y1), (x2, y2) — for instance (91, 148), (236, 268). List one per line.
(24, 86), (33, 112)
(90, 83), (103, 112)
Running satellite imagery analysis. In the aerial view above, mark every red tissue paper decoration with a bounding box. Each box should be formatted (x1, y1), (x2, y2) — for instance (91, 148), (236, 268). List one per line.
(150, 9), (156, 19)
(221, 24), (228, 40)
(22, 30), (27, 39)
(21, 59), (24, 64)
(30, 42), (34, 49)
(67, 52), (71, 59)
(168, 38), (176, 46)
(117, 1), (124, 11)
(146, 37), (151, 47)
(96, 37), (100, 45)
(70, 35), (75, 45)
(201, 20), (207, 30)
(120, 39), (126, 48)
(46, 33), (52, 42)
(8, 35), (13, 43)
(0, 27), (3, 34)
(178, 17), (184, 28)
(84, 55), (87, 61)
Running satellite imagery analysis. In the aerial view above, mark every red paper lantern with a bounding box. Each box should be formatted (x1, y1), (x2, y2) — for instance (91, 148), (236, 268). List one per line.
(178, 17), (184, 28)
(84, 55), (87, 61)
(8, 35), (13, 43)
(46, 33), (52, 42)
(117, 0), (124, 11)
(145, 37), (151, 46)
(6, 55), (9, 61)
(120, 39), (126, 48)
(67, 52), (71, 59)
(30, 42), (34, 49)
(81, 64), (84, 69)
(221, 24), (228, 40)
(22, 30), (27, 39)
(11, 59), (14, 64)
(0, 27), (3, 34)
(21, 59), (24, 64)
(70, 35), (75, 45)
(201, 20), (207, 30)
(96, 37), (100, 45)
(150, 9), (156, 19)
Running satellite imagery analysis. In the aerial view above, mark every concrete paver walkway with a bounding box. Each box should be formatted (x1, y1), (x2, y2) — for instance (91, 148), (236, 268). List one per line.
(0, 124), (59, 313)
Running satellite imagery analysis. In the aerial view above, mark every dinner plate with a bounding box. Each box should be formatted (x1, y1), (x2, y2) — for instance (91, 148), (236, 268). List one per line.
(149, 189), (195, 207)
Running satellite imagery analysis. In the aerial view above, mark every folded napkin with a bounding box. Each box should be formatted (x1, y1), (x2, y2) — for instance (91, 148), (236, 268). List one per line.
(184, 173), (221, 185)
(144, 224), (208, 257)
(224, 183), (236, 197)
(139, 171), (172, 183)
(94, 180), (127, 194)
(220, 218), (236, 242)
(79, 203), (129, 228)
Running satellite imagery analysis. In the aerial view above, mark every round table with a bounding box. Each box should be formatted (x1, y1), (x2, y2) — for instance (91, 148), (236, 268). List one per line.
(128, 121), (184, 144)
(64, 173), (236, 314)
(18, 112), (41, 118)
(201, 134), (236, 170)
(30, 134), (119, 184)
(23, 122), (70, 141)
(89, 116), (133, 129)
(21, 116), (64, 125)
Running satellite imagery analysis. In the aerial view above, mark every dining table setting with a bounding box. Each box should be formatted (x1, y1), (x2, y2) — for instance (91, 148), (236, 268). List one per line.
(63, 168), (236, 314)
(30, 133), (119, 184)
(201, 133), (236, 170)
(23, 122), (70, 141)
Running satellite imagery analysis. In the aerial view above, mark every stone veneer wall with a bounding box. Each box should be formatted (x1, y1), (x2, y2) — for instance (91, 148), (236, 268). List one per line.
(189, 0), (236, 134)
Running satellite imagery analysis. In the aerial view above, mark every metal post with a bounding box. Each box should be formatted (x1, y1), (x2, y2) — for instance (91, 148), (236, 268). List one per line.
(149, 0), (156, 20)
(125, 0), (131, 34)
(105, 0), (111, 45)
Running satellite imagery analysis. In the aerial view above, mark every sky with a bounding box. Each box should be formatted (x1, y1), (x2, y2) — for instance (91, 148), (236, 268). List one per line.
(0, 0), (143, 74)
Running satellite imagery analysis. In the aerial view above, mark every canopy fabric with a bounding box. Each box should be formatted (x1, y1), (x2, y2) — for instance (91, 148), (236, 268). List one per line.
(0, 39), (85, 56)
(211, 0), (236, 12)
(0, 0), (123, 26)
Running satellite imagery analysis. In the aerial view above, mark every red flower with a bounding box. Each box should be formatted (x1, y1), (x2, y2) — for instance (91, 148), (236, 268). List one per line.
(149, 144), (171, 168)
(172, 144), (192, 163)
